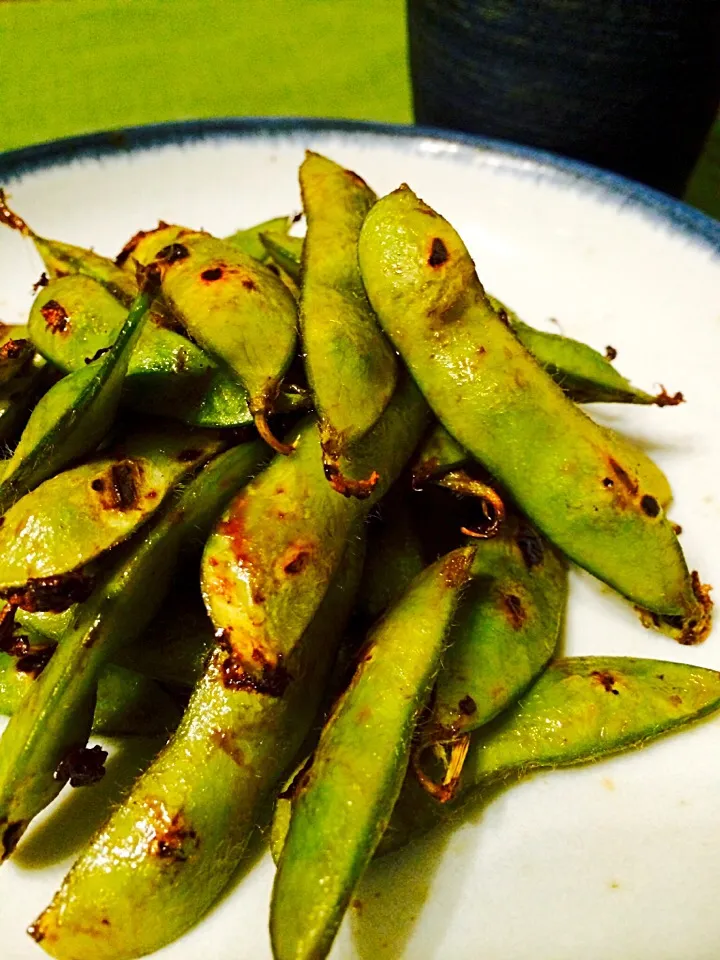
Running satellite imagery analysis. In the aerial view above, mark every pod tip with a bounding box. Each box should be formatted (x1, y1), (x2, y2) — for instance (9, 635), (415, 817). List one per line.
(254, 411), (295, 456)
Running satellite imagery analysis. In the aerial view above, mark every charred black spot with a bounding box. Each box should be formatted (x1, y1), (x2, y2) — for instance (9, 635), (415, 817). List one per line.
(590, 670), (620, 695)
(221, 652), (292, 697)
(15, 643), (56, 678)
(496, 308), (511, 328)
(657, 674), (665, 680)
(607, 458), (638, 496)
(2, 821), (24, 856)
(605, 345), (618, 361)
(516, 526), (544, 569)
(458, 695), (477, 716)
(284, 550), (310, 575)
(0, 338), (29, 361)
(54, 744), (108, 787)
(104, 461), (141, 510)
(428, 237), (449, 267)
(0, 603), (17, 651)
(663, 614), (685, 629)
(640, 494), (660, 518)
(602, 477), (614, 488)
(32, 272), (49, 291)
(84, 346), (110, 365)
(156, 243), (190, 264)
(40, 300), (70, 334)
(91, 477), (106, 492)
(177, 448), (203, 463)
(201, 266), (223, 282)
(7, 572), (95, 613)
(242, 277), (257, 291)
(503, 593), (526, 628)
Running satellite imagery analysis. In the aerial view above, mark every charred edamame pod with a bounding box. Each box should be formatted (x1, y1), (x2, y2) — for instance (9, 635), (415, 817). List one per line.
(0, 426), (224, 596)
(270, 546), (475, 960)
(0, 274), (158, 515)
(33, 533), (365, 959)
(299, 152), (397, 495)
(202, 375), (428, 680)
(380, 656), (720, 853)
(154, 233), (298, 452)
(0, 437), (267, 860)
(358, 187), (708, 636)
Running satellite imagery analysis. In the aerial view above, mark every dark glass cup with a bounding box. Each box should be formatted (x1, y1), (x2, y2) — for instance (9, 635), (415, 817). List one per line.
(408, 0), (720, 197)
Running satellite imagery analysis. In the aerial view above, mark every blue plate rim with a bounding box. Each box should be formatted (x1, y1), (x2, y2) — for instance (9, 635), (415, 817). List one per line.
(1, 116), (718, 252)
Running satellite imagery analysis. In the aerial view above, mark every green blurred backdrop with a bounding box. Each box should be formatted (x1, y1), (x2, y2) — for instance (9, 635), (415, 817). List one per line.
(0, 0), (717, 218)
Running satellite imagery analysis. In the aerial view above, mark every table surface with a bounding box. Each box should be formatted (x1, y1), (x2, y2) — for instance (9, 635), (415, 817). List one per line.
(0, 0), (717, 219)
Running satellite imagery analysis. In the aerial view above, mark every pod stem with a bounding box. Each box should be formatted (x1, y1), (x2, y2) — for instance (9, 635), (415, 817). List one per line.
(0, 190), (34, 238)
(254, 410), (295, 456)
(411, 734), (471, 804)
(322, 450), (379, 500)
(653, 386), (684, 407)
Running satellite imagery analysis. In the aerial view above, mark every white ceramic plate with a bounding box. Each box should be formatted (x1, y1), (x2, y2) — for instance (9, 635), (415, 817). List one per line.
(1, 119), (720, 960)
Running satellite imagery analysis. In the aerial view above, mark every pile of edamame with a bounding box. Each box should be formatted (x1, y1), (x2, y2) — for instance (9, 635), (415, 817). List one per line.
(0, 152), (715, 960)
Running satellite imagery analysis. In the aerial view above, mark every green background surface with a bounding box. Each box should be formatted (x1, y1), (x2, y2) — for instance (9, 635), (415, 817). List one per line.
(0, 0), (717, 219)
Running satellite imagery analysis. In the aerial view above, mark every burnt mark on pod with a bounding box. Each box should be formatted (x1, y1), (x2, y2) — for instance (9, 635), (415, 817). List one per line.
(283, 549), (311, 575)
(503, 593), (526, 629)
(242, 277), (257, 291)
(605, 345), (618, 361)
(114, 221), (171, 267)
(0, 603), (17, 651)
(54, 744), (108, 787)
(606, 457), (639, 497)
(155, 243), (190, 265)
(428, 237), (449, 268)
(221, 649), (292, 697)
(145, 800), (199, 862)
(15, 642), (57, 679)
(40, 300), (70, 335)
(654, 387), (684, 407)
(32, 272), (49, 291)
(200, 266), (224, 282)
(458, 695), (477, 716)
(7, 572), (94, 613)
(640, 494), (660, 517)
(210, 729), (245, 767)
(516, 526), (544, 569)
(590, 670), (620, 695)
(91, 459), (142, 511)
(2, 820), (26, 857)
(0, 338), (30, 361)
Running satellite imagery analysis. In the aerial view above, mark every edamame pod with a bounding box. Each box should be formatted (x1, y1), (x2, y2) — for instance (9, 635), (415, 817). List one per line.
(0, 356), (54, 451)
(202, 375), (428, 679)
(225, 215), (293, 261)
(0, 324), (33, 386)
(0, 276), (157, 516)
(380, 656), (720, 853)
(358, 187), (707, 633)
(28, 273), (291, 429)
(417, 517), (567, 799)
(33, 533), (365, 960)
(489, 295), (681, 406)
(0, 653), (181, 737)
(154, 233), (298, 452)
(270, 546), (475, 960)
(0, 426), (224, 595)
(0, 437), (267, 860)
(300, 152), (397, 494)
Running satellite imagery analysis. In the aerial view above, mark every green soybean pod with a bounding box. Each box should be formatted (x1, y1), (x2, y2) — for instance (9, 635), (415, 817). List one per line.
(0, 278), (157, 515)
(202, 374), (428, 678)
(380, 656), (720, 854)
(270, 546), (475, 960)
(0, 653), (181, 737)
(155, 233), (298, 453)
(358, 186), (707, 635)
(0, 357), (53, 452)
(32, 533), (365, 960)
(417, 518), (567, 800)
(0, 437), (267, 861)
(0, 426), (224, 596)
(300, 152), (397, 493)
(489, 294), (681, 407)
